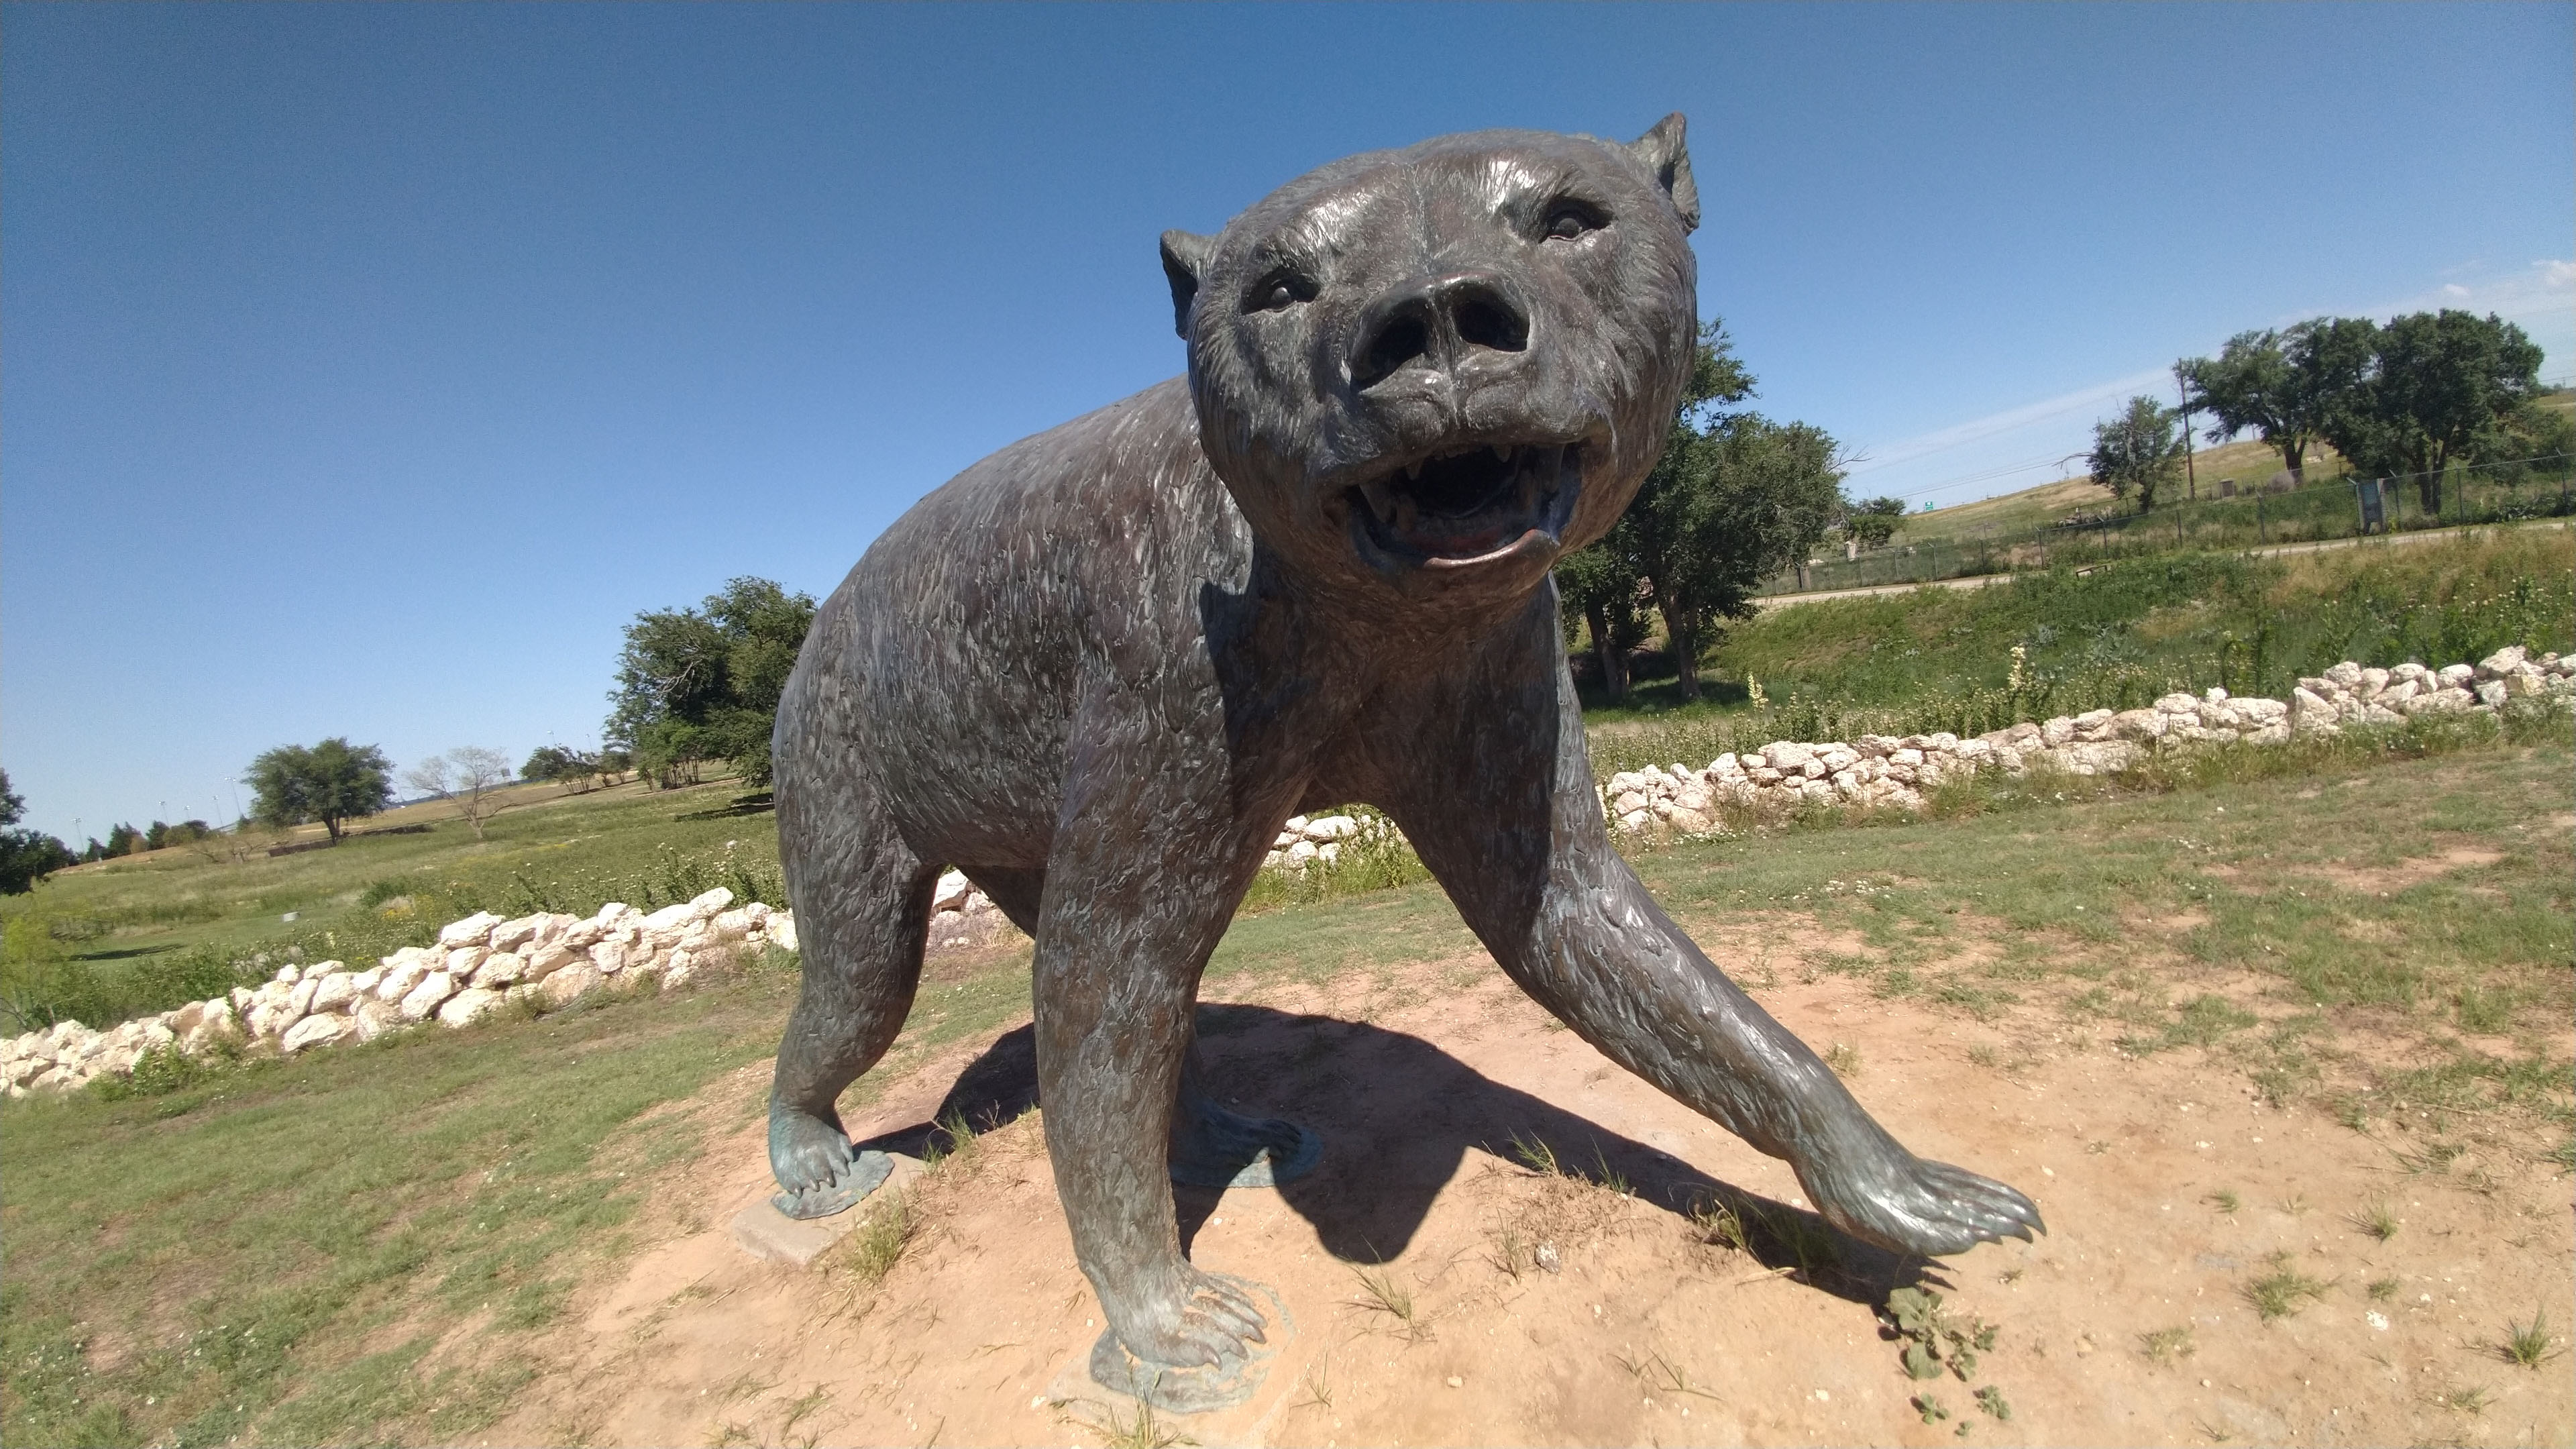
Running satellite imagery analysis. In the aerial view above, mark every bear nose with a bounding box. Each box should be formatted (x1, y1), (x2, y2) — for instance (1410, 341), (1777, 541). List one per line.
(1347, 271), (1530, 392)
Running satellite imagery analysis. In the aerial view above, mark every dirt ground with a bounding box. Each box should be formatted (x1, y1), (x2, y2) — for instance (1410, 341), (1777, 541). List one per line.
(487, 942), (2574, 1448)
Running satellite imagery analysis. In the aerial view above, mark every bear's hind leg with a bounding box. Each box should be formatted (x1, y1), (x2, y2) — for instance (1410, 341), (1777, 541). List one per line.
(768, 762), (941, 1220)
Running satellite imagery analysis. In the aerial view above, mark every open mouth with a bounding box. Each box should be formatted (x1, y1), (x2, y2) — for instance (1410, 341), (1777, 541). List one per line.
(1344, 441), (1583, 568)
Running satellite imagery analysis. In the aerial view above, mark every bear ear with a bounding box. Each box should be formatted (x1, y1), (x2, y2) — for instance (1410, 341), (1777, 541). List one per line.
(1160, 229), (1218, 338)
(1626, 113), (1700, 233)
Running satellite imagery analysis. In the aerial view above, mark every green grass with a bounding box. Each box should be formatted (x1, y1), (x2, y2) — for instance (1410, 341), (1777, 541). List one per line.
(1, 775), (786, 1032)
(1582, 528), (2573, 772)
(5, 719), (2568, 1445)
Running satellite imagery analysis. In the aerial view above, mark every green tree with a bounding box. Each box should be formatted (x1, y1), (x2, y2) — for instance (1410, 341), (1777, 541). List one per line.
(2315, 311), (2544, 511)
(0, 769), (76, 894)
(2179, 327), (2332, 487)
(1617, 322), (1844, 700)
(1555, 539), (1652, 702)
(1841, 495), (1908, 549)
(606, 578), (818, 788)
(2088, 396), (2185, 513)
(243, 737), (394, 843)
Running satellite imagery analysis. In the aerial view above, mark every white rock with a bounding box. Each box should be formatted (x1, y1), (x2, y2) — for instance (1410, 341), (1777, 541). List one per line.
(437, 987), (502, 1027)
(307, 972), (362, 1015)
(377, 961), (430, 1003)
(767, 914), (798, 953)
(639, 902), (698, 935)
(542, 963), (602, 1006)
(2357, 666), (2391, 697)
(488, 916), (543, 954)
(2324, 661), (2364, 688)
(281, 1014), (352, 1054)
(2475, 680), (2509, 708)
(351, 999), (400, 1043)
(2476, 645), (2528, 678)
(473, 951), (527, 988)
(2437, 663), (2475, 688)
(711, 908), (756, 942)
(1287, 840), (1319, 865)
(1303, 814), (1360, 841)
(592, 940), (631, 975)
(445, 945), (488, 977)
(525, 942), (580, 979)
(745, 901), (772, 924)
(933, 870), (973, 912)
(437, 912), (504, 948)
(399, 972), (458, 1022)
(688, 887), (735, 916)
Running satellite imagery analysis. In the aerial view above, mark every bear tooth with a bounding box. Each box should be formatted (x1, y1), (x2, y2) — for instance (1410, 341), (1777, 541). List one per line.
(1491, 443), (1513, 463)
(1358, 477), (1397, 521)
(1393, 495), (1420, 533)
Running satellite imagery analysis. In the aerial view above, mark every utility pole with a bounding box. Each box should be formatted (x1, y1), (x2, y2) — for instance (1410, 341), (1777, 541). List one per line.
(2175, 367), (2197, 502)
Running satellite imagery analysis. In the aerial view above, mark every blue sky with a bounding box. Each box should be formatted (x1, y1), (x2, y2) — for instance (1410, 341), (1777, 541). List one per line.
(5, 3), (2570, 843)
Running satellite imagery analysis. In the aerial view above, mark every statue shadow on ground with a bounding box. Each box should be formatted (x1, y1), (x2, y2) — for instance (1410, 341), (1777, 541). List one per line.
(853, 1005), (1941, 1306)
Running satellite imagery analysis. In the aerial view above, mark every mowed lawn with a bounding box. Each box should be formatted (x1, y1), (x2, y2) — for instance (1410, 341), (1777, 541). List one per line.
(4, 738), (2570, 1447)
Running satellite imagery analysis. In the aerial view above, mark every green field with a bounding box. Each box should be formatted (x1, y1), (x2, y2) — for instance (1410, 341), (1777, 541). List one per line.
(5, 714), (2567, 1448)
(1582, 526), (2575, 775)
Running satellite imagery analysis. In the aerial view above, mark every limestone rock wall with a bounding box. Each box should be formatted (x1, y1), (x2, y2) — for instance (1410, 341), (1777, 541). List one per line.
(3, 886), (801, 1096)
(1600, 647), (2571, 835)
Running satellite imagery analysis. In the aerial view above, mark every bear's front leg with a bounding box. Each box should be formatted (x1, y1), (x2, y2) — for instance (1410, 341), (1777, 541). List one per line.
(1033, 686), (1284, 1409)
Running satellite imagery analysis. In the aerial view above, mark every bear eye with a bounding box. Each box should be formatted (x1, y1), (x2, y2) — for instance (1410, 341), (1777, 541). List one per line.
(1543, 201), (1607, 241)
(1244, 270), (1316, 314)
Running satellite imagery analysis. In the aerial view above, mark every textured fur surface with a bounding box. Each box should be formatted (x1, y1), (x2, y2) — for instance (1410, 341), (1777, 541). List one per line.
(767, 116), (2041, 1404)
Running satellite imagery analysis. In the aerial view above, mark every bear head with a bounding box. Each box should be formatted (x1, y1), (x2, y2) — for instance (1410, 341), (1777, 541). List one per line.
(1163, 115), (1701, 617)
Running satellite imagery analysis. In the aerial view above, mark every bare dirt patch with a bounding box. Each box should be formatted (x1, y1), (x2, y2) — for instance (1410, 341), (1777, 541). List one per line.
(2300, 845), (2506, 898)
(490, 947), (2573, 1448)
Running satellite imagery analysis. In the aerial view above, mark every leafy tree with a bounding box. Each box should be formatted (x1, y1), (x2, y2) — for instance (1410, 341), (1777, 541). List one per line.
(606, 577), (818, 788)
(2314, 311), (2544, 511)
(1550, 319), (1846, 702)
(1841, 496), (1908, 549)
(0, 769), (76, 894)
(143, 820), (211, 851)
(1615, 322), (1844, 700)
(2179, 327), (2335, 488)
(2087, 396), (2186, 513)
(1556, 539), (1652, 702)
(244, 737), (394, 843)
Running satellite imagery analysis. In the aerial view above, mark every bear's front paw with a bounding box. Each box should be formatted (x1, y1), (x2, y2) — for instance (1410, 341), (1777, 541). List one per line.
(767, 1102), (889, 1220)
(1803, 1143), (2044, 1258)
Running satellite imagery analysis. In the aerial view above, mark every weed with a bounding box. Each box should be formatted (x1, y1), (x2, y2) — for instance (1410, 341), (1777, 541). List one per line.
(1974, 1385), (2012, 1421)
(1085, 1395), (1193, 1449)
(1886, 1286), (1999, 1383)
(1507, 1133), (1563, 1177)
(1589, 1146), (1633, 1197)
(2435, 1382), (2493, 1415)
(1966, 1043), (2000, 1069)
(2349, 1199), (2400, 1242)
(1493, 1228), (1536, 1278)
(1913, 1391), (1949, 1425)
(2394, 1140), (2466, 1175)
(2244, 1251), (2334, 1322)
(925, 1107), (979, 1168)
(1824, 1040), (1862, 1077)
(2205, 1188), (2240, 1216)
(839, 1192), (917, 1289)
(1291, 1358), (1334, 1412)
(1348, 1267), (1430, 1344)
(2499, 1309), (2563, 1368)
(1689, 1197), (1750, 1254)
(2367, 1277), (2400, 1301)
(2140, 1326), (2196, 1366)
(1615, 1348), (1723, 1402)
(776, 1386), (833, 1440)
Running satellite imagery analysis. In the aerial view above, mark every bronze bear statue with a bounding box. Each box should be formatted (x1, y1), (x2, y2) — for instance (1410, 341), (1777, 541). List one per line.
(767, 115), (2041, 1409)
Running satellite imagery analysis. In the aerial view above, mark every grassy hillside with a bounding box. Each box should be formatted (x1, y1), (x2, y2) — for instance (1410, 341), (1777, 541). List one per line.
(1, 775), (781, 1034)
(1585, 527), (2574, 774)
